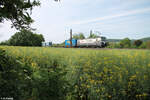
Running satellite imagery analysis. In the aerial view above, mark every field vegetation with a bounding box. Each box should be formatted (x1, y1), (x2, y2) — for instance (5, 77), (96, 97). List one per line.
(107, 38), (150, 49)
(0, 46), (150, 100)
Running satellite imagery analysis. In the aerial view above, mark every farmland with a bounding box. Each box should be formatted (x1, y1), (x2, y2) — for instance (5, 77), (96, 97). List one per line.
(1, 46), (150, 100)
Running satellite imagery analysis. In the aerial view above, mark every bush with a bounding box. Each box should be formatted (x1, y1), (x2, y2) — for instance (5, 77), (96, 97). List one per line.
(106, 42), (121, 48)
(146, 41), (150, 49)
(0, 48), (32, 100)
(139, 42), (146, 49)
(134, 40), (143, 47)
(31, 61), (69, 100)
(119, 38), (131, 48)
(130, 44), (137, 48)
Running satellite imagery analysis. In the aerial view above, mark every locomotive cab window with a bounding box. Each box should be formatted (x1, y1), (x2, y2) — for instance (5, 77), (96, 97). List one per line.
(101, 37), (106, 41)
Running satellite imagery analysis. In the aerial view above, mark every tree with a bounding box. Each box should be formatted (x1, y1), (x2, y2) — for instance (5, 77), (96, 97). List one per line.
(32, 34), (45, 46)
(134, 40), (143, 47)
(0, 0), (41, 30)
(73, 33), (85, 39)
(9, 29), (45, 46)
(0, 40), (10, 45)
(88, 34), (99, 38)
(119, 38), (131, 48)
(88, 31), (99, 38)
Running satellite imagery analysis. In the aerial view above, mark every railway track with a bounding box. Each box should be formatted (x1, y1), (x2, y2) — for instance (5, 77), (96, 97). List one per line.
(52, 47), (148, 50)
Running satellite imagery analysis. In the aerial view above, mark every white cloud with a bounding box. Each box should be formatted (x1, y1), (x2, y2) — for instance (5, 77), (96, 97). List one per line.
(0, 21), (17, 42)
(0, 33), (3, 38)
(69, 7), (150, 25)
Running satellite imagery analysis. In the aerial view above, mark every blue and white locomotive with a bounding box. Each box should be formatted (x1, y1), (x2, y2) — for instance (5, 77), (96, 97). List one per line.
(65, 37), (107, 48)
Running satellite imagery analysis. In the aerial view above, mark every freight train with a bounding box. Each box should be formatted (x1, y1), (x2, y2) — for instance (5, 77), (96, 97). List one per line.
(65, 37), (107, 48)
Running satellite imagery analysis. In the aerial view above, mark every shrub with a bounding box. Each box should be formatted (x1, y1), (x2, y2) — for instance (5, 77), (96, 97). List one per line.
(106, 42), (121, 48)
(134, 40), (143, 47)
(0, 48), (69, 100)
(0, 48), (32, 100)
(119, 38), (131, 48)
(130, 44), (137, 48)
(139, 42), (146, 49)
(31, 61), (69, 100)
(146, 41), (150, 49)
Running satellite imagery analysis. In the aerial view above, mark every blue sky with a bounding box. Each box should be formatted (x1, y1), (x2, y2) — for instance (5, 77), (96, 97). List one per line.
(0, 0), (150, 43)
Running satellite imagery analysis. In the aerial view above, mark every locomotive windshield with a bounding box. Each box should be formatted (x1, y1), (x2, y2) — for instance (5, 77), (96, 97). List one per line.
(101, 37), (106, 41)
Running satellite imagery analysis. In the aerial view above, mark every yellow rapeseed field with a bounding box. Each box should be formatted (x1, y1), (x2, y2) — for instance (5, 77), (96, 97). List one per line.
(1, 46), (150, 100)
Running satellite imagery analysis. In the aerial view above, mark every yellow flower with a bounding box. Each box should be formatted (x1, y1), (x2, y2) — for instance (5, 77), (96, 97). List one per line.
(80, 76), (83, 81)
(108, 95), (112, 98)
(144, 75), (148, 80)
(103, 67), (108, 73)
(101, 87), (105, 91)
(90, 80), (95, 84)
(87, 85), (90, 88)
(130, 75), (136, 80)
(31, 62), (36, 67)
(142, 93), (148, 97)
(75, 85), (78, 88)
(96, 89), (100, 93)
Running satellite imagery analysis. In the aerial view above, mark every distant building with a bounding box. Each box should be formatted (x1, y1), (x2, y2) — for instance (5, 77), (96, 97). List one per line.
(42, 42), (52, 47)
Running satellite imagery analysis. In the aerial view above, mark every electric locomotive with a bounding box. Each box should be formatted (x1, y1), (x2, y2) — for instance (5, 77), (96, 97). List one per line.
(65, 37), (107, 48)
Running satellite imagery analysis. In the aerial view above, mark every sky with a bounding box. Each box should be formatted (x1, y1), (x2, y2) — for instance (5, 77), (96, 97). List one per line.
(0, 0), (150, 43)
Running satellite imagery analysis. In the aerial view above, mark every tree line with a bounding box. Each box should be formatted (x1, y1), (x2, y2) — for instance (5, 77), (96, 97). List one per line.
(107, 38), (150, 49)
(0, 30), (45, 46)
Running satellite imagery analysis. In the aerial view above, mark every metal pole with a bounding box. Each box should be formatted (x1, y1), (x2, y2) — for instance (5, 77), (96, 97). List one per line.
(90, 30), (92, 38)
(90, 30), (92, 35)
(70, 29), (72, 48)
